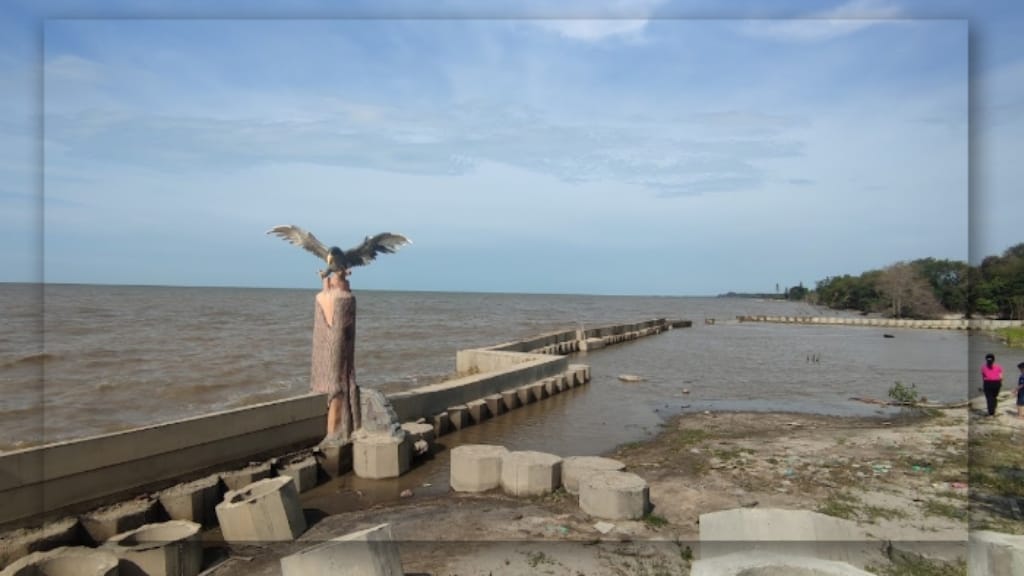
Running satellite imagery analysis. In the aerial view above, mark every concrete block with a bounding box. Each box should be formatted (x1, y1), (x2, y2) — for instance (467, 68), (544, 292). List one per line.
(969, 530), (1024, 576)
(484, 394), (507, 417)
(466, 399), (491, 424)
(557, 374), (571, 392)
(432, 412), (450, 437)
(215, 476), (306, 542)
(158, 474), (222, 526)
(103, 520), (203, 576)
(315, 440), (353, 478)
(0, 517), (84, 569)
(400, 422), (435, 445)
(515, 386), (534, 405)
(579, 471), (649, 520)
(528, 382), (547, 403)
(543, 378), (560, 396)
(690, 551), (874, 576)
(581, 337), (605, 351)
(81, 498), (160, 545)
(450, 445), (509, 493)
(447, 405), (469, 430)
(220, 461), (273, 491)
(562, 456), (626, 495)
(353, 432), (411, 480)
(280, 523), (403, 576)
(500, 389), (521, 411)
(698, 508), (878, 564)
(1, 546), (119, 576)
(277, 455), (320, 494)
(500, 451), (562, 497)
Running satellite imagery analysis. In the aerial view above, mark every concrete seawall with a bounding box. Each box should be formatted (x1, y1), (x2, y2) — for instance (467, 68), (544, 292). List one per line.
(0, 318), (681, 530)
(736, 316), (1024, 330)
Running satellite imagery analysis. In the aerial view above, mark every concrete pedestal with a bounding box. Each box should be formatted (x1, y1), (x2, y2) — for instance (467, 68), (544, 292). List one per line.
(315, 440), (353, 478)
(484, 394), (507, 417)
(353, 432), (411, 479)
(158, 474), (222, 526)
(500, 451), (562, 497)
(280, 523), (403, 576)
(466, 399), (490, 424)
(528, 382), (547, 403)
(104, 520), (203, 576)
(543, 378), (560, 396)
(432, 412), (451, 437)
(1, 546), (119, 576)
(214, 477), (306, 542)
(277, 455), (320, 494)
(500, 390), (521, 411)
(515, 385), (534, 405)
(447, 405), (469, 430)
(579, 471), (649, 520)
(450, 445), (509, 493)
(562, 456), (626, 495)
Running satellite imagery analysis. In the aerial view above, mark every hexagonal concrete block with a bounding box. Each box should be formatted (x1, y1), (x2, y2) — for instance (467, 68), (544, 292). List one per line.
(579, 470), (649, 520)
(466, 399), (491, 424)
(0, 516), (83, 569)
(500, 390), (521, 411)
(447, 405), (469, 430)
(1, 546), (119, 576)
(220, 461), (273, 491)
(690, 551), (875, 576)
(104, 520), (203, 576)
(515, 385), (534, 405)
(562, 456), (626, 495)
(450, 445), (509, 493)
(81, 498), (160, 545)
(214, 476), (306, 542)
(432, 412), (451, 437)
(158, 474), (222, 526)
(500, 451), (562, 497)
(280, 523), (403, 576)
(970, 530), (1024, 576)
(484, 394), (507, 417)
(528, 382), (547, 403)
(543, 378), (560, 396)
(353, 432), (411, 480)
(315, 439), (353, 478)
(277, 455), (320, 494)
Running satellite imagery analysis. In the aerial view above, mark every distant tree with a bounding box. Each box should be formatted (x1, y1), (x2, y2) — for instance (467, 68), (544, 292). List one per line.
(786, 283), (809, 301)
(876, 261), (945, 319)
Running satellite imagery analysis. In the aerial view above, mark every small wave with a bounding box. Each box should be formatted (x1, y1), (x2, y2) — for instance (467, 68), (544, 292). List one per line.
(1, 352), (57, 369)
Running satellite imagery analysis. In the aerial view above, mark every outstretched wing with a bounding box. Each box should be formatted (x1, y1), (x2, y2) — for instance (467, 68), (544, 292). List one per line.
(344, 233), (412, 267)
(266, 225), (330, 261)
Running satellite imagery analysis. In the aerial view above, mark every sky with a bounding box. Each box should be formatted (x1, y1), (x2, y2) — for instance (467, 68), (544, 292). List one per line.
(0, 0), (1020, 296)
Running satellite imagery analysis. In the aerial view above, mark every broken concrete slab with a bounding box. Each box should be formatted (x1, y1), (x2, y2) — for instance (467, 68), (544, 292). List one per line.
(450, 445), (509, 493)
(80, 497), (160, 545)
(690, 551), (875, 576)
(352, 431), (411, 480)
(500, 451), (562, 497)
(277, 455), (319, 494)
(220, 461), (273, 491)
(215, 476), (306, 542)
(158, 474), (222, 526)
(969, 530), (1024, 576)
(103, 520), (203, 576)
(280, 523), (403, 576)
(578, 471), (649, 520)
(1, 546), (119, 576)
(698, 508), (882, 566)
(0, 516), (84, 569)
(562, 456), (626, 495)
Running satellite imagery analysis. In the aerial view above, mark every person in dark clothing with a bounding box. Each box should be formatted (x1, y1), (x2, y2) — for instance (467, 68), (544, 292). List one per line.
(981, 353), (1004, 416)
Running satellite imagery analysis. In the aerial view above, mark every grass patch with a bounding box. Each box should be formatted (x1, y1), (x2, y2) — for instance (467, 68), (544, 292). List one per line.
(996, 326), (1024, 349)
(869, 550), (966, 576)
(817, 492), (860, 520)
(643, 513), (669, 528)
(674, 429), (709, 448)
(969, 431), (1024, 499)
(922, 499), (967, 521)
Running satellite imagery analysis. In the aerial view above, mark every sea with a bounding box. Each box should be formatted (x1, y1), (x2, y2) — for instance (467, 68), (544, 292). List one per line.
(0, 283), (1014, 456)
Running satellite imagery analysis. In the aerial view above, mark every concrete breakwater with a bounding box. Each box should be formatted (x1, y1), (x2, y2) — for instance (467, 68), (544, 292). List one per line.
(0, 317), (682, 535)
(736, 315), (1024, 331)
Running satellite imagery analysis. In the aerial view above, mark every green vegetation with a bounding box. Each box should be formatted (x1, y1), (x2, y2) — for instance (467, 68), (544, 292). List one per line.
(642, 513), (669, 528)
(803, 243), (1024, 319)
(996, 326), (1024, 349)
(869, 551), (967, 576)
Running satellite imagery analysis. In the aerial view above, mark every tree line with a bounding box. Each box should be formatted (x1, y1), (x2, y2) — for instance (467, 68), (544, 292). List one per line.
(791, 243), (1024, 320)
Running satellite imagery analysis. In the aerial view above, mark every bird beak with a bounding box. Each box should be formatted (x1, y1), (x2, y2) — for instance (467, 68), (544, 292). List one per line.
(327, 253), (334, 266)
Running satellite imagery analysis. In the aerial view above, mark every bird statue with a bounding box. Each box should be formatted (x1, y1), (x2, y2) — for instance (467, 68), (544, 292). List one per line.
(267, 225), (412, 282)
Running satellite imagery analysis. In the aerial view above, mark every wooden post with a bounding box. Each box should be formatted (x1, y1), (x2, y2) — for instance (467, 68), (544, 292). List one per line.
(311, 272), (361, 442)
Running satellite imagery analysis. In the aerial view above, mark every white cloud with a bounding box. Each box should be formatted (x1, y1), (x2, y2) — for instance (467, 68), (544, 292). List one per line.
(529, 0), (668, 42)
(737, 0), (905, 43)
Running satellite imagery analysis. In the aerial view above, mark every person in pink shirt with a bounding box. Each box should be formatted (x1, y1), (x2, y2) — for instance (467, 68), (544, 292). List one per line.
(981, 353), (1004, 416)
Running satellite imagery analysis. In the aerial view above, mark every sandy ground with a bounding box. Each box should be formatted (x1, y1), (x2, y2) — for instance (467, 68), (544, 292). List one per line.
(196, 395), (1024, 576)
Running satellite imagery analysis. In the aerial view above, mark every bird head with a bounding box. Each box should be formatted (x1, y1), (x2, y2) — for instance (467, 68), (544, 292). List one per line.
(327, 246), (344, 269)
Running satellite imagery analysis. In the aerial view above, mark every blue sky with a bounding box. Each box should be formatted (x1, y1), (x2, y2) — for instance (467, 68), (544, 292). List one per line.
(1, 0), (1019, 295)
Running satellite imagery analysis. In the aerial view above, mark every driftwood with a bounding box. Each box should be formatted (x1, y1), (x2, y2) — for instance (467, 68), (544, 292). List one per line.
(311, 274), (360, 441)
(849, 396), (969, 409)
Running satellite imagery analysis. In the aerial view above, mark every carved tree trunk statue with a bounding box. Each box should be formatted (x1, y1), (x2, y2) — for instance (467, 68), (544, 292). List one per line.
(310, 272), (361, 442)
